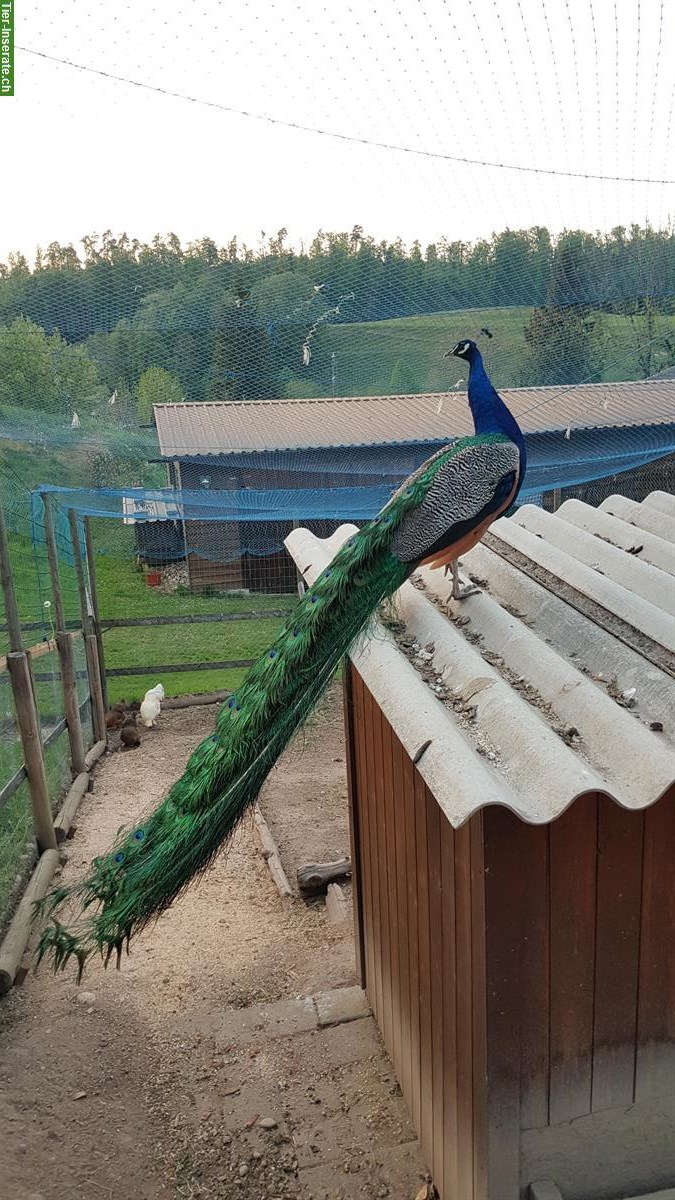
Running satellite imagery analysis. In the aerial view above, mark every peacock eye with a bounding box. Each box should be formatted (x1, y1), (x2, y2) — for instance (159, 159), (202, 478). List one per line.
(114, 852), (125, 864)
(134, 829), (145, 841)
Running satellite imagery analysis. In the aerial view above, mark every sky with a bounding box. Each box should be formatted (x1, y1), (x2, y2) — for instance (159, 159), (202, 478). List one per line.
(1, 0), (674, 263)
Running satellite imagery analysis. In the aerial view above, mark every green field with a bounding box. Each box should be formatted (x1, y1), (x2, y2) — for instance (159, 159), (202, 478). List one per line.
(286, 305), (675, 397)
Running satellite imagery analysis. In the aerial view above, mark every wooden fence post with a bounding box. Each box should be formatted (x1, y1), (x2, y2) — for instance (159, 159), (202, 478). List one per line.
(0, 502), (57, 853)
(84, 517), (108, 712)
(68, 510), (107, 745)
(41, 493), (87, 775)
(6, 654), (58, 852)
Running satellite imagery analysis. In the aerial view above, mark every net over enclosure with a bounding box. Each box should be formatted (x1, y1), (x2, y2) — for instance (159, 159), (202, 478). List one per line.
(2, 0), (675, 920)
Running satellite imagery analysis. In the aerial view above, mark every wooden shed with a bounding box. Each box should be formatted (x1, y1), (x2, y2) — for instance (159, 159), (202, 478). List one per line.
(153, 382), (675, 595)
(286, 490), (675, 1200)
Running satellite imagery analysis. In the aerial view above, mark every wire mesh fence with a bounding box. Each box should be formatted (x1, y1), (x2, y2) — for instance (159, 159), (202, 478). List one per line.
(0, 483), (99, 929)
(2, 2), (675, 939)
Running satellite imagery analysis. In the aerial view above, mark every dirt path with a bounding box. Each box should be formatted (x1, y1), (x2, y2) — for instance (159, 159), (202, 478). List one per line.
(260, 683), (352, 892)
(0, 701), (425, 1200)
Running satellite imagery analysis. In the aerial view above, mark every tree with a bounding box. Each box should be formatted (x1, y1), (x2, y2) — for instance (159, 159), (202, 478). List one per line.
(208, 284), (278, 401)
(521, 305), (605, 386)
(624, 296), (675, 379)
(0, 316), (99, 413)
(136, 366), (184, 424)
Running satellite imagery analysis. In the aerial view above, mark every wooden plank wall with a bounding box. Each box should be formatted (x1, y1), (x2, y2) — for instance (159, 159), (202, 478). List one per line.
(347, 660), (675, 1200)
(484, 796), (661, 1131)
(347, 664), (486, 1199)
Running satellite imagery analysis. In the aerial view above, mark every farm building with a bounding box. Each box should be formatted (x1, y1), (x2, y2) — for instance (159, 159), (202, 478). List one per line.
(153, 380), (675, 594)
(286, 490), (675, 1200)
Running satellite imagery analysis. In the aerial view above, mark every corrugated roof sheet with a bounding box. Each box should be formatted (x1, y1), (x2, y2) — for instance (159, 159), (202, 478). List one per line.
(154, 380), (675, 457)
(285, 491), (675, 828)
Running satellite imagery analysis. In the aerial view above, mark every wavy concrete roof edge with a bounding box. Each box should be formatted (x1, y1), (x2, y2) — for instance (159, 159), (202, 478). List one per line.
(284, 502), (675, 830)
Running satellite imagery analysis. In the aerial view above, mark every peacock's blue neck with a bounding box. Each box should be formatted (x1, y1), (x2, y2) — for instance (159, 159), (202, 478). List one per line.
(467, 350), (527, 464)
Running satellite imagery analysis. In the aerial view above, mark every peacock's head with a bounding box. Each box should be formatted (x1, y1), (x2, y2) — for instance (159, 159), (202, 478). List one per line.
(445, 338), (477, 363)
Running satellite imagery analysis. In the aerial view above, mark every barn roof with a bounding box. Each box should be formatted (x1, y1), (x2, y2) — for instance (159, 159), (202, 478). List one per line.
(285, 491), (675, 828)
(154, 379), (675, 458)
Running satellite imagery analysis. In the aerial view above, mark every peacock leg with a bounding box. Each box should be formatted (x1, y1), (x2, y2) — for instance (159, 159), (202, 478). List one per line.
(450, 559), (479, 601)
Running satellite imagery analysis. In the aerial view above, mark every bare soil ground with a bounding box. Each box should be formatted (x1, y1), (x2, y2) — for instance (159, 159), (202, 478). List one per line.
(260, 683), (352, 904)
(0, 698), (426, 1200)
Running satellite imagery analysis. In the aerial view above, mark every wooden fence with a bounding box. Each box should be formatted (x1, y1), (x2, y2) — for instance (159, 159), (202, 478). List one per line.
(96, 609), (288, 679)
(0, 499), (110, 990)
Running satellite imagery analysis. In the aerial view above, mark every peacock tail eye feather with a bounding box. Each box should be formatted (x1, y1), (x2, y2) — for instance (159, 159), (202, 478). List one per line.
(134, 829), (145, 841)
(114, 852), (125, 864)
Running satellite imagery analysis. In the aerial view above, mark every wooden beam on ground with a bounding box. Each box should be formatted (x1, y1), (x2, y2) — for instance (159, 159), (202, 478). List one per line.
(84, 739), (106, 771)
(297, 858), (352, 895)
(0, 849), (60, 994)
(162, 690), (230, 709)
(6, 651), (57, 853)
(325, 882), (349, 924)
(253, 803), (293, 901)
(53, 772), (89, 842)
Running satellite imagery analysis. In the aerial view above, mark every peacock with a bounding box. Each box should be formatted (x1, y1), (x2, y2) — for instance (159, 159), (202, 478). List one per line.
(35, 339), (526, 979)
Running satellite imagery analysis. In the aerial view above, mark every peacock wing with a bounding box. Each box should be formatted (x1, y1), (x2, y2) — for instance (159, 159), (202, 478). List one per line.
(391, 437), (521, 564)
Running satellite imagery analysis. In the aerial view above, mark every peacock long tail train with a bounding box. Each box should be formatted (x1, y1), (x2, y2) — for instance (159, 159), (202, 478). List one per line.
(35, 339), (526, 979)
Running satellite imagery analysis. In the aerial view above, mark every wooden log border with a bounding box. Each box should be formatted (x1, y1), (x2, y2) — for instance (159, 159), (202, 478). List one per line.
(253, 803), (293, 902)
(0, 737), (108, 995)
(0, 849), (60, 994)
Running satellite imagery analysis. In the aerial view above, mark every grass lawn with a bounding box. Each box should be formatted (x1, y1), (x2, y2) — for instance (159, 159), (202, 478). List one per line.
(285, 305), (675, 397)
(92, 550), (296, 702)
(297, 306), (532, 396)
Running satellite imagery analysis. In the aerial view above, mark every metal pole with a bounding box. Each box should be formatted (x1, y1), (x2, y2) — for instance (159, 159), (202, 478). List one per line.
(40, 492), (66, 633)
(67, 509), (107, 750)
(67, 509), (92, 635)
(84, 517), (109, 712)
